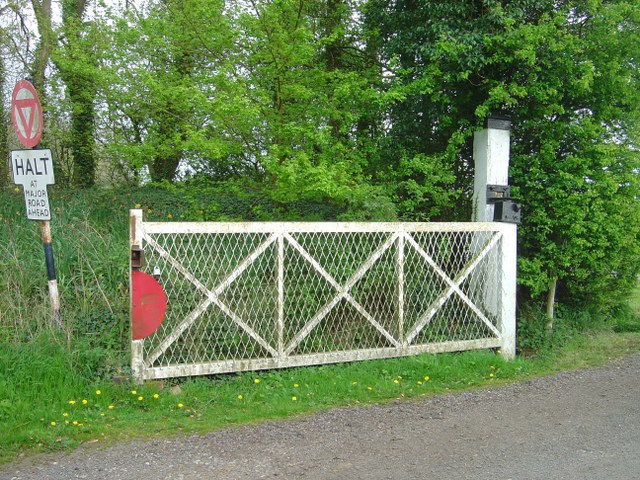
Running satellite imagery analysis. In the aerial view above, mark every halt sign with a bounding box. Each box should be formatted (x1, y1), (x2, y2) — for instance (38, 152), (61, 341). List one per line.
(11, 149), (55, 221)
(11, 80), (43, 148)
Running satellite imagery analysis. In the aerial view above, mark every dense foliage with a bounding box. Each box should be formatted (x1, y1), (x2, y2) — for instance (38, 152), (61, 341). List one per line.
(1, 0), (639, 329)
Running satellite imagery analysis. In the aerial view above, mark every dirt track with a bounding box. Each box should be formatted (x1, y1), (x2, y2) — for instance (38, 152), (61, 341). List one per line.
(2, 354), (639, 480)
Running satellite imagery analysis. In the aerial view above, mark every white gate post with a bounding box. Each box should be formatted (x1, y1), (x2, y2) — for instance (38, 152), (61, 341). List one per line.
(499, 224), (517, 359)
(472, 116), (511, 222)
(130, 209), (145, 383)
(473, 117), (516, 360)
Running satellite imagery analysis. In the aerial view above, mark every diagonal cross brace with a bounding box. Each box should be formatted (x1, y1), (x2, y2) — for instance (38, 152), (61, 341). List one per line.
(404, 232), (502, 344)
(144, 233), (279, 366)
(283, 232), (401, 355)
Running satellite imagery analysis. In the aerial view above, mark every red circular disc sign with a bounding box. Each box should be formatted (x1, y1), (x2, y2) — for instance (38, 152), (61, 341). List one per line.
(131, 271), (167, 340)
(11, 80), (44, 148)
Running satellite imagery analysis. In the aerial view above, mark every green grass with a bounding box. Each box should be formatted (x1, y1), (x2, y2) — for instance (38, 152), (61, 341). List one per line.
(2, 186), (640, 465)
(1, 327), (639, 465)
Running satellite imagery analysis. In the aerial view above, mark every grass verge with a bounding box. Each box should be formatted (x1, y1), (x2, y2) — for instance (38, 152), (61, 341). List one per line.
(1, 327), (639, 466)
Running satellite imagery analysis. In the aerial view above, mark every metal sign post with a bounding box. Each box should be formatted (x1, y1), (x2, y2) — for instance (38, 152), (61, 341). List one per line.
(10, 80), (61, 328)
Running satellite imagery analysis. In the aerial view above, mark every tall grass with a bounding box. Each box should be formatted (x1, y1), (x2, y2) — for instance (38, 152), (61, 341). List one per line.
(1, 185), (639, 465)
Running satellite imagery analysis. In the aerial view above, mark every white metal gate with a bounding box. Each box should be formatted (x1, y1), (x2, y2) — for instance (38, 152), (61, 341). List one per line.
(130, 210), (516, 381)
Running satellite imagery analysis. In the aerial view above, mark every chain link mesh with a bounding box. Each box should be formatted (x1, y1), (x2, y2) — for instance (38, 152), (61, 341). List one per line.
(136, 224), (504, 378)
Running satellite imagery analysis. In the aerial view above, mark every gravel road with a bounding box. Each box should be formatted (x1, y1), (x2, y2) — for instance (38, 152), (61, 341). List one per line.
(2, 354), (639, 480)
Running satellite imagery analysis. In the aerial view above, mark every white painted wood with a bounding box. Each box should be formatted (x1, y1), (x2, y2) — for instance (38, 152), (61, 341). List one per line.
(130, 209), (145, 382)
(499, 224), (517, 359)
(141, 338), (502, 380)
(473, 127), (510, 222)
(143, 221), (504, 234)
(131, 216), (517, 381)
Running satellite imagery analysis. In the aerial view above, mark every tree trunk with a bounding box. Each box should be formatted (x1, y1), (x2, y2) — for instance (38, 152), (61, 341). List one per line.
(546, 276), (558, 330)
(30, 0), (53, 93)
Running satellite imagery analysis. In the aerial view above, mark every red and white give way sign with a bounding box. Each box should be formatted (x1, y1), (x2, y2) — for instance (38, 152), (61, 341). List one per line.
(11, 80), (43, 148)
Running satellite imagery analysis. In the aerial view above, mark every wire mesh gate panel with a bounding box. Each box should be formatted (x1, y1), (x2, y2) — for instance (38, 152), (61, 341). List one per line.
(130, 211), (516, 381)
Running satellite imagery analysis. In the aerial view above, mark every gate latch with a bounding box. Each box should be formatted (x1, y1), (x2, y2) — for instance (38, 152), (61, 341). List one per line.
(131, 244), (143, 269)
(486, 185), (522, 224)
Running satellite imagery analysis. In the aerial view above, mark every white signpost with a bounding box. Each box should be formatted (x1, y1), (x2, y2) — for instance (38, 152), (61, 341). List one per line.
(10, 79), (60, 328)
(11, 149), (55, 220)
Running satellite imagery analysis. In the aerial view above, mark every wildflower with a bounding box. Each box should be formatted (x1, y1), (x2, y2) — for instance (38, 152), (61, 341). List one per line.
(135, 203), (141, 209)
(100, 413), (105, 417)
(254, 378), (261, 384)
(138, 396), (143, 401)
(489, 373), (494, 378)
(417, 381), (423, 385)
(291, 396), (297, 401)
(351, 381), (358, 385)
(72, 421), (79, 426)
(497, 349), (502, 355)
(95, 390), (101, 395)
(50, 421), (56, 427)
(82, 399), (88, 405)
(424, 376), (430, 382)
(167, 214), (173, 219)
(14, 187), (20, 193)
(178, 403), (184, 408)
(64, 421), (69, 425)
(367, 387), (373, 391)
(68, 400), (76, 405)
(153, 393), (159, 399)
(108, 405), (115, 410)
(237, 395), (243, 401)
(393, 379), (399, 384)
(147, 209), (153, 214)
(293, 384), (299, 388)
(62, 413), (69, 417)
(131, 390), (137, 395)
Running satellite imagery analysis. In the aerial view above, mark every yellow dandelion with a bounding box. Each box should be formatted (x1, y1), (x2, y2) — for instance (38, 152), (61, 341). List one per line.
(135, 203), (141, 209)
(291, 396), (297, 401)
(417, 381), (423, 385)
(68, 400), (76, 405)
(489, 365), (495, 370)
(237, 395), (243, 401)
(138, 396), (143, 401)
(131, 390), (137, 395)
(167, 214), (173, 219)
(424, 376), (430, 382)
(72, 421), (79, 426)
(82, 399), (88, 405)
(13, 187), (20, 193)
(367, 386), (373, 391)
(108, 405), (115, 410)
(147, 208), (153, 214)
(293, 384), (299, 388)
(50, 421), (56, 427)
(65, 421), (69, 425)
(489, 373), (494, 378)
(351, 381), (358, 385)
(178, 403), (184, 408)
(100, 413), (105, 417)
(63, 413), (69, 417)
(95, 390), (101, 395)
(393, 379), (399, 384)
(254, 378), (261, 384)
(153, 393), (159, 399)
(496, 349), (502, 355)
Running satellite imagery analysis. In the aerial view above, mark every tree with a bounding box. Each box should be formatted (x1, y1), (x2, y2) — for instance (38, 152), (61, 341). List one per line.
(365, 0), (640, 316)
(54, 0), (99, 187)
(101, 0), (241, 183)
